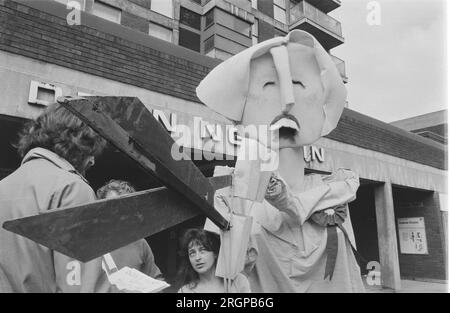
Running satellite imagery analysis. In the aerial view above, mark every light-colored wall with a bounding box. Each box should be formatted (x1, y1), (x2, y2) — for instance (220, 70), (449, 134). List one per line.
(310, 137), (447, 193)
(0, 50), (227, 122)
(391, 110), (447, 132)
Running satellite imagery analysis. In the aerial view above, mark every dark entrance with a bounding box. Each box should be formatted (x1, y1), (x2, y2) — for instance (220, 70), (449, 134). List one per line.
(0, 114), (25, 179)
(348, 181), (380, 272)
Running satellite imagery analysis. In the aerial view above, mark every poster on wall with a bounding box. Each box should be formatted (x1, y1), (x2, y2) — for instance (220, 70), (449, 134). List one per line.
(397, 217), (428, 254)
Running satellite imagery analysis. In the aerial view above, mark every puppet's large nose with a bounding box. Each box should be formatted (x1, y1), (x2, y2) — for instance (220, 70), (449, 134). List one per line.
(270, 46), (295, 114)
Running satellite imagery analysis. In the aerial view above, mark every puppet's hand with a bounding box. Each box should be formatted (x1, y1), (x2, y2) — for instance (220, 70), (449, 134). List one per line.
(322, 168), (357, 183)
(265, 172), (287, 200)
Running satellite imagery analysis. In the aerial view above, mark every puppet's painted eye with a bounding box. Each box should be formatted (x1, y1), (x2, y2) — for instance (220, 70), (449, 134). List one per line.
(293, 80), (305, 88)
(263, 81), (275, 88)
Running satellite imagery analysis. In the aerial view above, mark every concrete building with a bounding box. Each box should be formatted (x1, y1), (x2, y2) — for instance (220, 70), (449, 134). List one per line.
(391, 110), (447, 145)
(52, 0), (348, 82)
(0, 0), (447, 291)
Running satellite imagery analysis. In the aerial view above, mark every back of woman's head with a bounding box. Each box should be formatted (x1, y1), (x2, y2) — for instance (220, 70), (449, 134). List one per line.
(16, 102), (106, 173)
(96, 179), (136, 199)
(177, 229), (220, 288)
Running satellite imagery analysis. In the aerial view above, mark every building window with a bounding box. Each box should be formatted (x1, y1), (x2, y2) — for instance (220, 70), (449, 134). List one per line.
(206, 49), (233, 60)
(54, 0), (86, 10)
(205, 9), (214, 29)
(180, 7), (201, 30)
(204, 35), (215, 53)
(274, 29), (286, 38)
(92, 0), (121, 24)
(233, 19), (251, 37)
(149, 22), (172, 42)
(273, 0), (286, 24)
(151, 0), (174, 18)
(179, 28), (201, 52)
(215, 10), (251, 37)
(252, 19), (258, 45)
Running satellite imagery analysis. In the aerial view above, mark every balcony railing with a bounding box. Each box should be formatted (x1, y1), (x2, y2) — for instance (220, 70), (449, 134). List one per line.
(304, 0), (341, 14)
(331, 54), (347, 81)
(290, 1), (342, 38)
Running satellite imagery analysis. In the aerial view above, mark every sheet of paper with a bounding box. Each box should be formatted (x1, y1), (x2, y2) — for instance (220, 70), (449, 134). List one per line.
(234, 138), (274, 202)
(103, 265), (170, 293)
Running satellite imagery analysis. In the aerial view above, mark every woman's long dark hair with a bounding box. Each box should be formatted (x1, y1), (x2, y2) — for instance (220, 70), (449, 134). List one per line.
(176, 229), (220, 290)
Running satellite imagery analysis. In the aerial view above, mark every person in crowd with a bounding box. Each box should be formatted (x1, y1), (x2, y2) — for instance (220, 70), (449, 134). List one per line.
(95, 179), (164, 290)
(0, 102), (106, 292)
(177, 228), (250, 293)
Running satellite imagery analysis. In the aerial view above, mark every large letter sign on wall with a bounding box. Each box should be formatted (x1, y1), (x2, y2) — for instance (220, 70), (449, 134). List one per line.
(397, 217), (428, 254)
(28, 81), (63, 107)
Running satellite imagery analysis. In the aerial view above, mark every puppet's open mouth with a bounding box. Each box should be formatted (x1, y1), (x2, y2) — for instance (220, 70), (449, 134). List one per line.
(278, 126), (298, 138)
(270, 115), (300, 138)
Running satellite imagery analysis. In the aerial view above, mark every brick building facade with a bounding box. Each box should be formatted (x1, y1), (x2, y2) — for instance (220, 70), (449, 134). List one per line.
(0, 0), (447, 290)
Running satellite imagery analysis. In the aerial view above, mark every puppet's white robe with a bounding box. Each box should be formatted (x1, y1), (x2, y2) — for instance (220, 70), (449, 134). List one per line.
(213, 166), (365, 293)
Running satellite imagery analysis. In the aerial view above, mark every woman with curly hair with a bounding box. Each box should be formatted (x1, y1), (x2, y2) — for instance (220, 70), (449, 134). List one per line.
(0, 103), (106, 292)
(177, 229), (250, 293)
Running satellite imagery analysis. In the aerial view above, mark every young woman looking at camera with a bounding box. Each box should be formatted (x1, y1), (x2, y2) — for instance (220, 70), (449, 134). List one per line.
(177, 229), (250, 293)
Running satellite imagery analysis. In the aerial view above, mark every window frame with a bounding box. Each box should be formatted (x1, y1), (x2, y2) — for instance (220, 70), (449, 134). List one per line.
(148, 21), (173, 43)
(150, 0), (174, 18)
(273, 0), (287, 24)
(91, 0), (122, 24)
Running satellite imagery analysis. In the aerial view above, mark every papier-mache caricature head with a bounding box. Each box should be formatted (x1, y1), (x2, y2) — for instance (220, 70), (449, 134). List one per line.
(196, 30), (347, 148)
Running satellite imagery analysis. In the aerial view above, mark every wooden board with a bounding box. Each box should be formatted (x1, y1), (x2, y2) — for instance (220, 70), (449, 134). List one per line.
(3, 187), (197, 262)
(2, 96), (233, 261)
(60, 96), (229, 230)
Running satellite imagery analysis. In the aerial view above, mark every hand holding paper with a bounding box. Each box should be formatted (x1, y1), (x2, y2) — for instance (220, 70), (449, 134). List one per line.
(108, 267), (169, 293)
(102, 253), (169, 293)
(265, 172), (287, 200)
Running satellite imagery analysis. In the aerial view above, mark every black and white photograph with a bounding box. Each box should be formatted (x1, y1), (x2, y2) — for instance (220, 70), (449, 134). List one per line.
(0, 0), (447, 298)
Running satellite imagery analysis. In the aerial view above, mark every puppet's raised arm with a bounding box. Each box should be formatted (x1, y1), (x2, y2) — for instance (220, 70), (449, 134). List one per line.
(265, 169), (359, 225)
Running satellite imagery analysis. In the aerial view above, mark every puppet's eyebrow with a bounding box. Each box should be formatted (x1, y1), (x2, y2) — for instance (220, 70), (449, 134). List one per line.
(292, 80), (305, 87)
(263, 81), (275, 87)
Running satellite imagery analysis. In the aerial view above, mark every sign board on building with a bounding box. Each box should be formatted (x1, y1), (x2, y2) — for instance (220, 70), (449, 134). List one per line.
(28, 81), (62, 107)
(397, 217), (428, 254)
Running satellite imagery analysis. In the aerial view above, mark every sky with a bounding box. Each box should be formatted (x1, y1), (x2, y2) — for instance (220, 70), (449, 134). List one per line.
(330, 0), (447, 123)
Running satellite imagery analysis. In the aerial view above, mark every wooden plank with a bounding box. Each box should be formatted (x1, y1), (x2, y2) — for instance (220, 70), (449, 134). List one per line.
(2, 175), (232, 262)
(208, 175), (233, 192)
(3, 187), (199, 263)
(59, 96), (229, 230)
(2, 96), (234, 262)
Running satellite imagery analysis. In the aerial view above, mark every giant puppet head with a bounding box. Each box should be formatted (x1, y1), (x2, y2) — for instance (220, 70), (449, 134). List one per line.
(196, 30), (347, 148)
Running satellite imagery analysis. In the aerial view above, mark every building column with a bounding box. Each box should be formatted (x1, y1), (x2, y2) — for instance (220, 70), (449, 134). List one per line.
(435, 192), (448, 280)
(374, 181), (401, 290)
